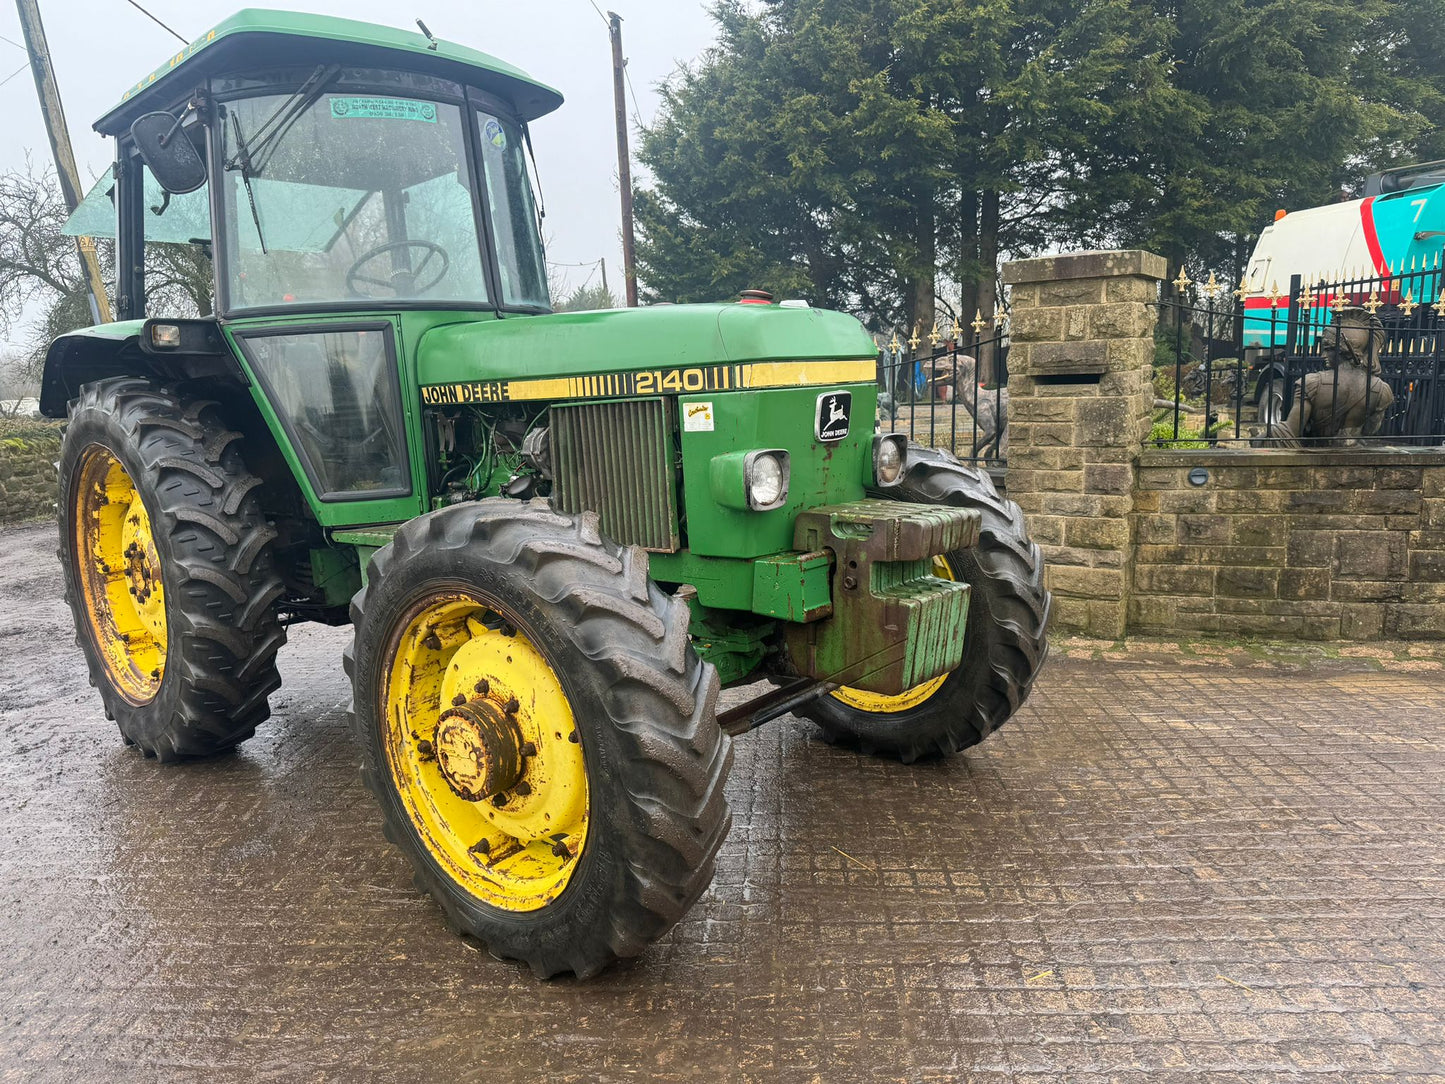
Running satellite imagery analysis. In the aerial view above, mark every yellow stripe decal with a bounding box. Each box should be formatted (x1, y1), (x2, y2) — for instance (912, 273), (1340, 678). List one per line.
(420, 360), (875, 407)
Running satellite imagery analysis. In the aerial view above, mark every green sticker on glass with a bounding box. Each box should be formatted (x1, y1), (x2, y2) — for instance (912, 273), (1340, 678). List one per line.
(330, 97), (438, 123)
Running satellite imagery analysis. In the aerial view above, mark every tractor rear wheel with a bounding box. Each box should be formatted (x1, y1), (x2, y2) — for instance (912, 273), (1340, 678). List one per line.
(347, 500), (732, 979)
(798, 447), (1050, 761)
(59, 377), (286, 760)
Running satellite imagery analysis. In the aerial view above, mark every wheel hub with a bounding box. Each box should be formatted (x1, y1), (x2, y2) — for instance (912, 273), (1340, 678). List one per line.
(123, 536), (158, 605)
(434, 697), (526, 802)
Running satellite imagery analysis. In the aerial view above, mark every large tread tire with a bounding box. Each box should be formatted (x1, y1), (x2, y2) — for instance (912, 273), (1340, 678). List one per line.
(59, 377), (286, 761)
(347, 499), (732, 979)
(798, 445), (1050, 761)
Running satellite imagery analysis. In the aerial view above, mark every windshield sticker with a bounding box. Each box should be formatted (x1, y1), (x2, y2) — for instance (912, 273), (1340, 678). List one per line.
(484, 118), (508, 150)
(330, 97), (438, 123)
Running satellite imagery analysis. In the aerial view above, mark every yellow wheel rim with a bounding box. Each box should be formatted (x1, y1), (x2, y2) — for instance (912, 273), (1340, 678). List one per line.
(73, 445), (168, 704)
(830, 555), (957, 715)
(383, 591), (589, 913)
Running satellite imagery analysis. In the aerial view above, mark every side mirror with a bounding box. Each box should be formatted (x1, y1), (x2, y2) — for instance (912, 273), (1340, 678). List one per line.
(130, 111), (206, 194)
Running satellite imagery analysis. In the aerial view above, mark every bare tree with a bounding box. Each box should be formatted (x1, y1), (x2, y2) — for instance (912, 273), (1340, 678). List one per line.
(0, 348), (41, 416)
(0, 157), (94, 375)
(0, 158), (213, 377)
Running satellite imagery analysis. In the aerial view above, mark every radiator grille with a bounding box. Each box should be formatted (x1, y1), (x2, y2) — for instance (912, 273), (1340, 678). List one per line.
(550, 398), (681, 552)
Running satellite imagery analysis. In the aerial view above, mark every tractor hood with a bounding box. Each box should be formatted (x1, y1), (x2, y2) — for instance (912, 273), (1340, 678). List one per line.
(416, 303), (878, 403)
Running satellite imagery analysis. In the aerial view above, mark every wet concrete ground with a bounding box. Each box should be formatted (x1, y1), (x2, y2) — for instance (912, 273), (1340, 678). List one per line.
(0, 520), (1443, 1082)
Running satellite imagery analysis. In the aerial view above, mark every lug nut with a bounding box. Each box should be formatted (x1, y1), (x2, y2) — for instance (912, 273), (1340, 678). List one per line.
(520, 741), (537, 757)
(422, 632), (441, 650)
(474, 679), (490, 695)
(513, 781), (532, 796)
(551, 838), (570, 858)
(451, 693), (467, 707)
(492, 794), (509, 808)
(469, 838), (491, 855)
(568, 729), (579, 744)
(417, 739), (435, 757)
(504, 697), (519, 715)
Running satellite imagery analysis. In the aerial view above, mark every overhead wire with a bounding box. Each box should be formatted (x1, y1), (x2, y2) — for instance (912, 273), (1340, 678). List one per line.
(122, 0), (188, 46)
(0, 61), (27, 88)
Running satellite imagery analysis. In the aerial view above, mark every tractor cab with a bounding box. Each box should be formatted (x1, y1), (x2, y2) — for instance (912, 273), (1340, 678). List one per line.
(55, 10), (560, 523)
(68, 9), (556, 321)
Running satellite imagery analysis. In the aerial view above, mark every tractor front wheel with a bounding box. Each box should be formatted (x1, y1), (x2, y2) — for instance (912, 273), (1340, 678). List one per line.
(798, 447), (1051, 761)
(347, 500), (732, 979)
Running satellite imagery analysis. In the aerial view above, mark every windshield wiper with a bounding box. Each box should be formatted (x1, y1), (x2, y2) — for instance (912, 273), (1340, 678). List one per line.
(228, 112), (269, 255)
(225, 64), (341, 177)
(223, 63), (343, 255)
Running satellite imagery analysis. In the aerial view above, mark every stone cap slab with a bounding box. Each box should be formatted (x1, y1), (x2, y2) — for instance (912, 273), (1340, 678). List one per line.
(1004, 250), (1167, 286)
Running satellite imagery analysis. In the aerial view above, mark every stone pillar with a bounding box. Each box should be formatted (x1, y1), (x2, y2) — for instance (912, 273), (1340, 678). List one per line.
(1001, 250), (1166, 639)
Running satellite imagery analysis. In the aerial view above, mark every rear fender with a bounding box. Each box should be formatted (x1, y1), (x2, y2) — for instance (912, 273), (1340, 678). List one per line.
(39, 318), (246, 417)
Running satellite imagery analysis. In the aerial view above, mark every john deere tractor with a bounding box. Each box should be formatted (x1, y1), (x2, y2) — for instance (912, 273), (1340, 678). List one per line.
(43, 11), (1050, 978)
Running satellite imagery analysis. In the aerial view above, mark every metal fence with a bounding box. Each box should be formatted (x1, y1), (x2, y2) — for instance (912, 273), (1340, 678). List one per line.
(1156, 261), (1445, 449)
(875, 315), (1011, 468)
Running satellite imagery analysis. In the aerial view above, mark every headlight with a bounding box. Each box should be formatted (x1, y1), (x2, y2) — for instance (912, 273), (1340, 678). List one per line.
(708, 449), (791, 511)
(873, 435), (907, 487)
(745, 451), (790, 510)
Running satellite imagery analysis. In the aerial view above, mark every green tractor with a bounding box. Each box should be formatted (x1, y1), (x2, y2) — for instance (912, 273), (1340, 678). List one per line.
(43, 10), (1050, 977)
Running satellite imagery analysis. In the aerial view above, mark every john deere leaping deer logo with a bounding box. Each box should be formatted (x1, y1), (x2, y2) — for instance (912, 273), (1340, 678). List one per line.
(816, 391), (852, 442)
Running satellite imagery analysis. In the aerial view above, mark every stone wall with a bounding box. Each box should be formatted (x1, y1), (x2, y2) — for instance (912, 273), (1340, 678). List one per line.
(1002, 246), (1445, 642)
(1132, 448), (1445, 639)
(0, 422), (61, 525)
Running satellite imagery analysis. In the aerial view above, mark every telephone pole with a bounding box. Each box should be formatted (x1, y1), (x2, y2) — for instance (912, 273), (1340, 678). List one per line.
(607, 11), (638, 308)
(14, 0), (113, 325)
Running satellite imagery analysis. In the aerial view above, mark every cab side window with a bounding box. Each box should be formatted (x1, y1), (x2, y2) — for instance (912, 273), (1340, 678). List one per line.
(140, 160), (214, 318)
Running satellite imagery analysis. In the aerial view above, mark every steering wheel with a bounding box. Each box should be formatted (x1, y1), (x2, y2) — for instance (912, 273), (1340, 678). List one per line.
(346, 240), (451, 299)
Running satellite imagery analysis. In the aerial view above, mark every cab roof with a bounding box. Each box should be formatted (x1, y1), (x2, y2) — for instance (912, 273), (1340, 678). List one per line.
(95, 8), (564, 136)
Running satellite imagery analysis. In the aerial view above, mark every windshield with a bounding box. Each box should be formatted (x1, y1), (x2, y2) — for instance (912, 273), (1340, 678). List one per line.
(220, 89), (487, 310)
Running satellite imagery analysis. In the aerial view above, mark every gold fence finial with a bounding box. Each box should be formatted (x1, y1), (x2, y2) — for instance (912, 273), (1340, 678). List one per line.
(971, 309), (988, 336)
(1270, 280), (1284, 308)
(928, 322), (942, 348)
(1402, 291), (1417, 317)
(1173, 267), (1192, 293)
(1204, 272), (1220, 299)
(1233, 276), (1250, 302)
(1298, 286), (1314, 312)
(1364, 289), (1384, 315)
(909, 325), (921, 351)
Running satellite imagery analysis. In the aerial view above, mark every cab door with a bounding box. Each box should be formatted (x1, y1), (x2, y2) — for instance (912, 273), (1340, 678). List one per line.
(227, 316), (426, 528)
